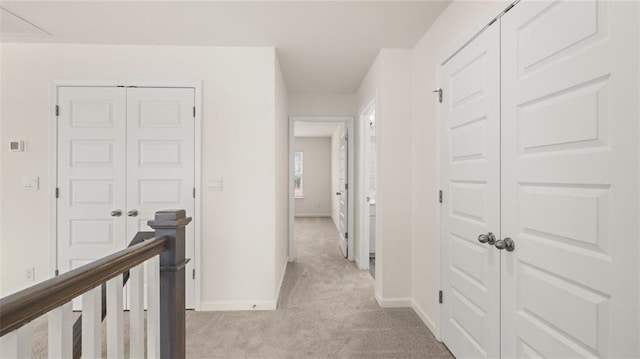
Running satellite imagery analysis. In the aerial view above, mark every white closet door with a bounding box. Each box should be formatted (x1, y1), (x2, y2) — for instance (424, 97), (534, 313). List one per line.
(501, 1), (639, 357)
(440, 23), (501, 358)
(57, 87), (127, 275)
(126, 87), (196, 309)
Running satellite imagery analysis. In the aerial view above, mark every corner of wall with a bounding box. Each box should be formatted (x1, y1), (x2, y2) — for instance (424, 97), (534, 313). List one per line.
(408, 0), (526, 340)
(274, 49), (290, 299)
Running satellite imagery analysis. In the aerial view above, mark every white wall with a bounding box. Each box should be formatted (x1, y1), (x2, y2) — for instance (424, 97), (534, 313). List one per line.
(294, 137), (332, 217)
(634, 2), (640, 353)
(274, 55), (289, 302)
(289, 94), (357, 116)
(0, 43), (284, 310)
(356, 49), (413, 307)
(409, 0), (530, 334)
(330, 124), (345, 228)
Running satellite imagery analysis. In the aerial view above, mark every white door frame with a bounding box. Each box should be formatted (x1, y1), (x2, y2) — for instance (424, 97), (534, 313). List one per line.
(357, 95), (377, 270)
(49, 80), (203, 310)
(288, 116), (355, 261)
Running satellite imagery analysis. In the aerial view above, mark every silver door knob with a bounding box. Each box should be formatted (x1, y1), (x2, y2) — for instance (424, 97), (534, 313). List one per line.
(478, 232), (496, 245)
(366, 196), (371, 203)
(495, 237), (515, 252)
(127, 209), (138, 217)
(111, 209), (122, 217)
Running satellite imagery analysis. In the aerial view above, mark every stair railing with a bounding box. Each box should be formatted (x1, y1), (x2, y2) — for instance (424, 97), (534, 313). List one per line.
(0, 209), (191, 359)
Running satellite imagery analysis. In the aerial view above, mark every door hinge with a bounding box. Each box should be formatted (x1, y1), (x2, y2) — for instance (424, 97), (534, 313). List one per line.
(192, 269), (196, 280)
(345, 183), (348, 190)
(439, 190), (443, 203)
(193, 106), (196, 118)
(439, 290), (443, 304)
(55, 187), (59, 198)
(55, 269), (59, 277)
(345, 232), (348, 239)
(55, 105), (59, 116)
(193, 187), (196, 198)
(433, 88), (443, 103)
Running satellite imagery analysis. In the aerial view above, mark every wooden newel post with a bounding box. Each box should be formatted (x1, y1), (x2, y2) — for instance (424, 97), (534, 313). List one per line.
(148, 210), (192, 359)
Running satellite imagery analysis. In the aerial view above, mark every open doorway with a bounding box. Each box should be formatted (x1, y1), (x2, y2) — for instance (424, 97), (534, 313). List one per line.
(288, 116), (354, 262)
(357, 97), (377, 277)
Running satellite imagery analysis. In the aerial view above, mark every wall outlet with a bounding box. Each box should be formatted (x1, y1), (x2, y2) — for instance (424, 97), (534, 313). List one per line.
(25, 267), (35, 281)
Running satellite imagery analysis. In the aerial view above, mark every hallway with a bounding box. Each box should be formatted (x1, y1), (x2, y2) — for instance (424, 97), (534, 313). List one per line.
(185, 217), (452, 358)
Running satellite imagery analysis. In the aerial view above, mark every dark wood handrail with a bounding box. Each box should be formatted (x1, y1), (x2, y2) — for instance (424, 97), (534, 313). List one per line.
(71, 231), (156, 359)
(0, 236), (169, 336)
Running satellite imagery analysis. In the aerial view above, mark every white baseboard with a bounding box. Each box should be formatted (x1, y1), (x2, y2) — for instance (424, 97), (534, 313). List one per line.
(374, 293), (412, 308)
(354, 258), (370, 270)
(411, 299), (439, 339)
(294, 213), (331, 218)
(200, 300), (277, 311)
(275, 256), (289, 309)
(200, 258), (289, 312)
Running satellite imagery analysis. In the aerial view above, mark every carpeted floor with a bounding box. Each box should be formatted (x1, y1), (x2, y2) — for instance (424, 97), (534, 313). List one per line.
(25, 217), (452, 358)
(183, 217), (452, 358)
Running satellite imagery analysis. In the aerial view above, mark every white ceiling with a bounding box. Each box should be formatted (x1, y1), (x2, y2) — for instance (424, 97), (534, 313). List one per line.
(0, 1), (449, 94)
(295, 122), (340, 137)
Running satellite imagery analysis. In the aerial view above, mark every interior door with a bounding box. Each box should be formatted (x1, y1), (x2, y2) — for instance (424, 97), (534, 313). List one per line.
(366, 110), (376, 258)
(440, 22), (501, 358)
(56, 86), (127, 276)
(126, 87), (196, 309)
(57, 85), (197, 310)
(500, 1), (639, 357)
(338, 129), (348, 257)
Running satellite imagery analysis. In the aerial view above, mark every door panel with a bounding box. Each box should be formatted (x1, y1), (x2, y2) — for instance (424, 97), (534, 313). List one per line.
(338, 128), (348, 257)
(57, 87), (127, 274)
(58, 86), (197, 310)
(440, 23), (501, 359)
(126, 87), (196, 309)
(501, 1), (639, 357)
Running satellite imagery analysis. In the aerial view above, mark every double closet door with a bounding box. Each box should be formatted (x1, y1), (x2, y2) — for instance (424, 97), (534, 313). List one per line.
(441, 1), (638, 358)
(56, 86), (196, 309)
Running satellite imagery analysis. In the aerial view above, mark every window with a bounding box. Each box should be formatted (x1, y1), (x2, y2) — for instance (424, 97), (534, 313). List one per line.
(294, 151), (303, 198)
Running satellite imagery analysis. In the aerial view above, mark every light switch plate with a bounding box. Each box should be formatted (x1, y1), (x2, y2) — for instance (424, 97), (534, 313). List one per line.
(208, 177), (223, 191)
(23, 176), (39, 190)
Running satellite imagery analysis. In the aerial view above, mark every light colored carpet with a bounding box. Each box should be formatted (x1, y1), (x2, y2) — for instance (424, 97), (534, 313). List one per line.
(24, 217), (452, 358)
(184, 218), (452, 358)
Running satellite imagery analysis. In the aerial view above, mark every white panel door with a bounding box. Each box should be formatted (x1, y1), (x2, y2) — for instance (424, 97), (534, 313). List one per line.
(440, 23), (501, 358)
(338, 129), (348, 257)
(366, 111), (377, 256)
(126, 87), (196, 309)
(57, 87), (127, 275)
(501, 1), (639, 357)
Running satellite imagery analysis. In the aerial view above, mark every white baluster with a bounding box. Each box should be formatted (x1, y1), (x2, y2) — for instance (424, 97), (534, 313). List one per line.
(82, 286), (102, 358)
(107, 275), (124, 358)
(147, 256), (161, 358)
(17, 324), (31, 359)
(0, 324), (32, 358)
(129, 264), (145, 358)
(48, 302), (72, 358)
(0, 330), (19, 358)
